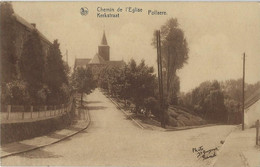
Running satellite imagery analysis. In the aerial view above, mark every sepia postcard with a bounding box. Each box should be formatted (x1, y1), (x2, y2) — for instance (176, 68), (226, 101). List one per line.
(0, 1), (260, 166)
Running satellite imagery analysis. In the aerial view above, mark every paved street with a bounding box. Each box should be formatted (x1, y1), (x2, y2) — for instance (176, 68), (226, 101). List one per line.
(1, 89), (235, 166)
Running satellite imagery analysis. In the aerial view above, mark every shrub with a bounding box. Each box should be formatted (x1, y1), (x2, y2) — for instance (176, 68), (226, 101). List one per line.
(144, 97), (160, 118)
(36, 85), (50, 105)
(2, 80), (30, 105)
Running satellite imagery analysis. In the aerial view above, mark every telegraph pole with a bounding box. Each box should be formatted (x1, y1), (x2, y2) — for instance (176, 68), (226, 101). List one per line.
(156, 30), (161, 97)
(156, 30), (166, 128)
(242, 53), (245, 130)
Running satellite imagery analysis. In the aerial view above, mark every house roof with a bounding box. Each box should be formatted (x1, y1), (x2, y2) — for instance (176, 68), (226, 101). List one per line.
(12, 13), (52, 45)
(89, 53), (105, 64)
(245, 88), (260, 109)
(74, 58), (91, 68)
(13, 13), (35, 30)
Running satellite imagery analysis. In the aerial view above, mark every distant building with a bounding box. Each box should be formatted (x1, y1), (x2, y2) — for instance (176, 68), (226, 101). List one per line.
(244, 88), (260, 128)
(74, 31), (125, 77)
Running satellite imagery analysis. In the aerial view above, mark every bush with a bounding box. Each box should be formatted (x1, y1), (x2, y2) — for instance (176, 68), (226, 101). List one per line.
(36, 85), (50, 104)
(144, 97), (160, 118)
(2, 80), (30, 105)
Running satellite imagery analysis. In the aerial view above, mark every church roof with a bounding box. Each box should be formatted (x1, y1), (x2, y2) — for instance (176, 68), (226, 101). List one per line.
(101, 31), (108, 45)
(106, 60), (125, 67)
(89, 53), (105, 64)
(74, 58), (91, 68)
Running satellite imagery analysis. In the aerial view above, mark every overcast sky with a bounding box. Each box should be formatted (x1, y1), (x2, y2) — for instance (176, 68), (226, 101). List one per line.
(12, 2), (260, 92)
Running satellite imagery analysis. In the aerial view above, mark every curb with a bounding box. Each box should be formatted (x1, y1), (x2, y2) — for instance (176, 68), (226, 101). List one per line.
(1, 108), (91, 159)
(164, 124), (220, 132)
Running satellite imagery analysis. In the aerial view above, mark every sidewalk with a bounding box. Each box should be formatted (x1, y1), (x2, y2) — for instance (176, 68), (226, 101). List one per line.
(213, 126), (260, 167)
(0, 106), (90, 158)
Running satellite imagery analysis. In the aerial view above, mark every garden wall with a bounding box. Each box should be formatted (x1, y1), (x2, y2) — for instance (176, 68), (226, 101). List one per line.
(1, 104), (75, 145)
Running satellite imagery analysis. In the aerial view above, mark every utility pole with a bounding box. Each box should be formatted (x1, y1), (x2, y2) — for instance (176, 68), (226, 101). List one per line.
(156, 30), (165, 128)
(242, 53), (245, 130)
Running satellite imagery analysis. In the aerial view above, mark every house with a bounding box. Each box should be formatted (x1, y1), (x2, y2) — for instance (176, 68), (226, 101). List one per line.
(12, 13), (52, 61)
(244, 88), (260, 128)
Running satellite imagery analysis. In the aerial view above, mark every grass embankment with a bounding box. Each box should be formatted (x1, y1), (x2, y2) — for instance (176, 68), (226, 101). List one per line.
(103, 91), (207, 128)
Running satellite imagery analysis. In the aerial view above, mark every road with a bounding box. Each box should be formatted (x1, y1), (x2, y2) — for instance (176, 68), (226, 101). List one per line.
(1, 89), (236, 166)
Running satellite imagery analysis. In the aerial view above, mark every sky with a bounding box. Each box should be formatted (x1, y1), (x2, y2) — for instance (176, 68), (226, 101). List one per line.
(12, 2), (260, 92)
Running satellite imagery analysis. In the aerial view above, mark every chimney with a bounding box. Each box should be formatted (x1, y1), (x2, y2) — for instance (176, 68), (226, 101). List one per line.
(31, 23), (36, 28)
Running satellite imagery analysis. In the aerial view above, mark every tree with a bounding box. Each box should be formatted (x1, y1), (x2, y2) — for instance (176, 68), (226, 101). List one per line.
(220, 79), (260, 124)
(168, 75), (180, 105)
(0, 2), (17, 84)
(45, 40), (69, 104)
(206, 81), (227, 122)
(125, 59), (156, 111)
(106, 67), (126, 97)
(191, 81), (227, 122)
(152, 18), (189, 104)
(224, 98), (241, 124)
(221, 79), (243, 102)
(180, 79), (260, 124)
(221, 79), (260, 102)
(245, 81), (260, 99)
(19, 30), (46, 104)
(98, 66), (109, 90)
(98, 59), (157, 113)
(181, 80), (227, 123)
(72, 67), (95, 105)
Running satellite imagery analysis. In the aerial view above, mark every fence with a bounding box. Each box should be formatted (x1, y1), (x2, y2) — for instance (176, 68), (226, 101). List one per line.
(1, 99), (74, 124)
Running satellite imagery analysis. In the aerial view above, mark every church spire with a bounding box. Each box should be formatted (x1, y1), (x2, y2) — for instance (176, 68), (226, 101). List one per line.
(101, 31), (108, 45)
(98, 30), (110, 61)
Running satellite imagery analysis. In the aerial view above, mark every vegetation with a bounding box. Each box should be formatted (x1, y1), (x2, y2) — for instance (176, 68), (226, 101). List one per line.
(19, 30), (47, 104)
(2, 80), (30, 105)
(1, 2), (70, 106)
(99, 59), (158, 115)
(180, 79), (260, 124)
(45, 40), (70, 105)
(152, 18), (189, 105)
(180, 81), (227, 123)
(144, 97), (160, 118)
(0, 2), (17, 84)
(71, 67), (95, 105)
(221, 79), (260, 124)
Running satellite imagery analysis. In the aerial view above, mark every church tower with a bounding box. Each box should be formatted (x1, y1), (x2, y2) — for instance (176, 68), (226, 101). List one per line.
(98, 31), (110, 61)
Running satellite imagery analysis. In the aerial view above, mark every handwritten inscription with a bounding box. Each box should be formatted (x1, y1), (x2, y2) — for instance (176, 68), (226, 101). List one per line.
(192, 146), (219, 160)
